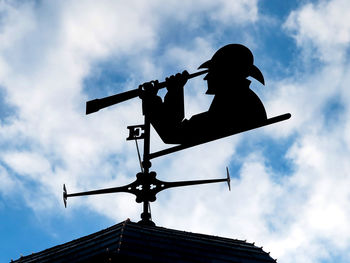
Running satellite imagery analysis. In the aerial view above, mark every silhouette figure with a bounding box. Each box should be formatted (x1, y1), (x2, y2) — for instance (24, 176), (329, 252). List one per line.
(141, 44), (268, 144)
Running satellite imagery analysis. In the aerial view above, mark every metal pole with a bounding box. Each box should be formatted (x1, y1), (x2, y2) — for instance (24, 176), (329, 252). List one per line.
(139, 114), (154, 226)
(143, 116), (151, 171)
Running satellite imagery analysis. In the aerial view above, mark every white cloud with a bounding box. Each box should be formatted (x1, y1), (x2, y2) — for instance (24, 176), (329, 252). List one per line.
(284, 0), (350, 63)
(254, 0), (350, 262)
(145, 0), (258, 26)
(0, 165), (16, 194)
(2, 151), (51, 178)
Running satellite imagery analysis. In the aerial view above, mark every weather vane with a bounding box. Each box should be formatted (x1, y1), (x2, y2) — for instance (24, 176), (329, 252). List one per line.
(63, 44), (291, 226)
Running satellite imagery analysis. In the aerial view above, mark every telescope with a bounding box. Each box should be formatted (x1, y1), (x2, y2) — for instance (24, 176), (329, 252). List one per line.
(86, 69), (209, 114)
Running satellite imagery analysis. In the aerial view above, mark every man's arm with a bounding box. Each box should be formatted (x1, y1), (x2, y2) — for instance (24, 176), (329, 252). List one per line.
(163, 71), (189, 123)
(138, 71), (189, 144)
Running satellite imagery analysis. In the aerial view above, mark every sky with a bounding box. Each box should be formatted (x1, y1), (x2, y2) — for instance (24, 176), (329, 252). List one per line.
(1, 0), (350, 262)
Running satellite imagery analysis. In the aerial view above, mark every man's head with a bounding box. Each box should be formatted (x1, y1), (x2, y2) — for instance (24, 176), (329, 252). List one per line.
(199, 44), (264, 94)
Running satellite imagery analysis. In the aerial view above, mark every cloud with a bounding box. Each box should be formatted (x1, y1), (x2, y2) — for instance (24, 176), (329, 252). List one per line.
(284, 0), (350, 63)
(254, 0), (350, 262)
(0, 165), (16, 195)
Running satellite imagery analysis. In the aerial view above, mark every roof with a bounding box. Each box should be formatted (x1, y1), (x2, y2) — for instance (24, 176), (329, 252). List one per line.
(12, 219), (276, 263)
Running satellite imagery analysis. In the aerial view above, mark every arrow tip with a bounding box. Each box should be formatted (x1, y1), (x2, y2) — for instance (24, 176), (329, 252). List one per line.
(226, 167), (231, 191)
(63, 184), (67, 208)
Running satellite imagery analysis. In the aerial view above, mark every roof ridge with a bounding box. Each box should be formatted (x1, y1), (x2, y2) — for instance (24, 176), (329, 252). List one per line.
(12, 219), (129, 262)
(116, 218), (130, 254)
(128, 220), (254, 245)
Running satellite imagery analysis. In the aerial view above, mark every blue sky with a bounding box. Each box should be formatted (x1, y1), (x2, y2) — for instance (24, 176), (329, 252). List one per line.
(1, 0), (350, 262)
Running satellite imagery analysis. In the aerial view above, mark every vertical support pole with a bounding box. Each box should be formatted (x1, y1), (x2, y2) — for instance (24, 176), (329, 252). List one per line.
(143, 116), (151, 172)
(139, 114), (155, 226)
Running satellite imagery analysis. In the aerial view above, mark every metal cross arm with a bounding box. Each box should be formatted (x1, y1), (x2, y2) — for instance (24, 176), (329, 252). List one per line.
(63, 174), (155, 207)
(63, 182), (139, 208)
(157, 175), (231, 193)
(63, 170), (230, 208)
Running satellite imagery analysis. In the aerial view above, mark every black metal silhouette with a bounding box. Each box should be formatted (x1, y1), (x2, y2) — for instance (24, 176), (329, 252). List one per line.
(141, 44), (290, 145)
(63, 171), (230, 208)
(64, 44), (291, 225)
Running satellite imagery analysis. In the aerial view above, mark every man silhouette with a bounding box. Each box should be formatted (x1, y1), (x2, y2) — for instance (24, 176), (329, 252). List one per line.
(141, 44), (267, 145)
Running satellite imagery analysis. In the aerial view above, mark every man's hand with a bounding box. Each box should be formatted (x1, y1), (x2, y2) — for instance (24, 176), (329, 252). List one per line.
(165, 70), (189, 91)
(139, 80), (159, 100)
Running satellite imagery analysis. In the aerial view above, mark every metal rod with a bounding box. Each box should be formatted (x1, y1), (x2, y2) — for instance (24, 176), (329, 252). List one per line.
(135, 139), (144, 173)
(63, 183), (134, 208)
(161, 178), (228, 190)
(143, 117), (151, 171)
(140, 112), (152, 224)
(65, 184), (130, 198)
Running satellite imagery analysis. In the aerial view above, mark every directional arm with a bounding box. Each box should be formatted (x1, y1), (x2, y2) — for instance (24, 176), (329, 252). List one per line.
(157, 177), (230, 192)
(63, 182), (136, 208)
(159, 167), (231, 192)
(63, 169), (230, 207)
